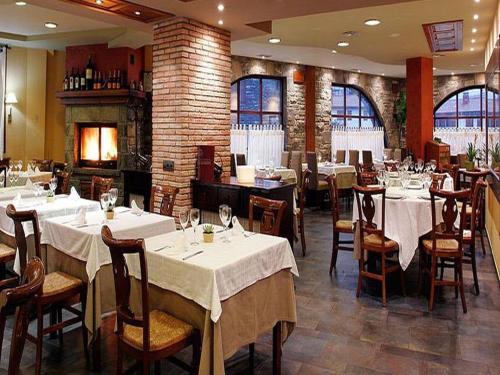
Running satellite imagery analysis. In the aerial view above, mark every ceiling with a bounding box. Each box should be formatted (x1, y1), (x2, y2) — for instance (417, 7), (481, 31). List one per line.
(0, 0), (497, 77)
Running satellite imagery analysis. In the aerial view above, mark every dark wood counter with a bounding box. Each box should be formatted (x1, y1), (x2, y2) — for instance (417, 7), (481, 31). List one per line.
(192, 177), (296, 247)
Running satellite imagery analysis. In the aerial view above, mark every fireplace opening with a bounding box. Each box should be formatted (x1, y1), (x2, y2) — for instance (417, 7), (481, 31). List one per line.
(77, 123), (118, 169)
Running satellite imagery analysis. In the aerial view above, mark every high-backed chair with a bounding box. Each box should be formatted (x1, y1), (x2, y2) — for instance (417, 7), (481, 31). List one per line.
(327, 175), (354, 273)
(289, 151), (303, 189)
(418, 188), (470, 313)
(457, 154), (467, 168)
(353, 186), (405, 306)
(90, 176), (113, 201)
(230, 154), (247, 177)
(33, 159), (52, 172)
(306, 151), (328, 193)
(335, 150), (346, 164)
(357, 166), (378, 187)
(101, 226), (200, 374)
(0, 258), (45, 375)
(297, 169), (311, 256)
(281, 151), (290, 168)
(55, 171), (72, 195)
(6, 205), (88, 375)
(52, 161), (67, 176)
(393, 149), (402, 162)
(431, 173), (447, 190)
(383, 148), (393, 161)
(149, 185), (179, 216)
(362, 150), (373, 171)
(348, 150), (359, 170)
(248, 195), (287, 237)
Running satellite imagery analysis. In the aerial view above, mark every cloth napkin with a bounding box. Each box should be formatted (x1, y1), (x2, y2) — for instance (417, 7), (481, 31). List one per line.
(443, 174), (454, 191)
(27, 165), (34, 175)
(68, 187), (80, 200)
(231, 216), (245, 236)
(34, 166), (41, 174)
(131, 200), (143, 215)
(73, 207), (87, 225)
(12, 193), (22, 207)
(25, 178), (34, 189)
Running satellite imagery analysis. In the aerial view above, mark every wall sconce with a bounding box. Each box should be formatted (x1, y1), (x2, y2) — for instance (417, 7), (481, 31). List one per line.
(5, 92), (18, 124)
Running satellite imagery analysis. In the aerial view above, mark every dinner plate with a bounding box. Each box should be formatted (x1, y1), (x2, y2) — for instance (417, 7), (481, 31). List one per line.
(386, 194), (403, 200)
(407, 184), (423, 190)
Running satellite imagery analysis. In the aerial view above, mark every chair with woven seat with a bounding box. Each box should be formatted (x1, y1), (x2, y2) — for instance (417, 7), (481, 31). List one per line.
(297, 169), (311, 256)
(289, 151), (303, 190)
(0, 241), (16, 281)
(417, 188), (470, 313)
(353, 185), (405, 306)
(90, 176), (113, 201)
(335, 150), (346, 164)
(6, 205), (88, 375)
(361, 150), (374, 171)
(55, 170), (72, 195)
(248, 195), (287, 237)
(327, 175), (354, 273)
(149, 185), (179, 217)
(101, 225), (200, 374)
(0, 257), (45, 375)
(306, 152), (328, 206)
(33, 159), (52, 172)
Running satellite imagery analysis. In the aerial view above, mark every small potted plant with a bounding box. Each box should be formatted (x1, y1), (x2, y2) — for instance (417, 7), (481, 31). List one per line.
(202, 224), (214, 243)
(46, 189), (55, 203)
(465, 142), (477, 171)
(106, 204), (115, 220)
(490, 142), (500, 170)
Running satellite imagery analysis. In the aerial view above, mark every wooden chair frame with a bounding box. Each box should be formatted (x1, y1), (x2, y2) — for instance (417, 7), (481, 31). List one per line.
(90, 176), (113, 201)
(298, 169), (311, 256)
(248, 195), (287, 237)
(149, 185), (179, 217)
(55, 170), (72, 195)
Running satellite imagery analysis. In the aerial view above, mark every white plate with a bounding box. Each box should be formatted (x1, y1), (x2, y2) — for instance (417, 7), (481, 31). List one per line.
(386, 194), (403, 200)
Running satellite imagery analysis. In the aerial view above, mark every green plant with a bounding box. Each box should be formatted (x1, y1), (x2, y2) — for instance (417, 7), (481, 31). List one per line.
(202, 224), (214, 234)
(466, 142), (477, 162)
(490, 142), (500, 163)
(394, 92), (406, 147)
(47, 190), (54, 198)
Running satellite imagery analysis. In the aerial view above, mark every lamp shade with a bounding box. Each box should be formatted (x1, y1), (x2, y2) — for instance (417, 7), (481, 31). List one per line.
(5, 92), (17, 104)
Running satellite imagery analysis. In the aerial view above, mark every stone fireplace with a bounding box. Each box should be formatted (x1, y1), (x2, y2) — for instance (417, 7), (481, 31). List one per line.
(75, 122), (118, 169)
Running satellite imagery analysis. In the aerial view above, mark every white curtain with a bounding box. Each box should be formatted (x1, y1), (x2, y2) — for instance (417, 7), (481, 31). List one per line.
(230, 124), (284, 167)
(434, 129), (500, 157)
(0, 48), (5, 157)
(331, 127), (385, 164)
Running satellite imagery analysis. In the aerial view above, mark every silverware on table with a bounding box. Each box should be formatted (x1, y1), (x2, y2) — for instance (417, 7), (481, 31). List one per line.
(182, 250), (204, 261)
(244, 232), (257, 238)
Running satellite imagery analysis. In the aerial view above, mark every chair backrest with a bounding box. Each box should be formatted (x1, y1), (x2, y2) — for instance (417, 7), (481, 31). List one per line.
(335, 150), (346, 164)
(353, 185), (387, 247)
(149, 185), (179, 216)
(55, 171), (72, 195)
(384, 161), (397, 172)
(281, 151), (290, 168)
(299, 169), (311, 216)
(248, 195), (287, 236)
(362, 150), (373, 165)
(306, 152), (319, 190)
(90, 176), (113, 201)
(52, 161), (67, 177)
(393, 149), (402, 162)
(357, 169), (378, 187)
(0, 158), (10, 168)
(383, 148), (393, 161)
(348, 150), (359, 168)
(431, 173), (447, 190)
(289, 151), (303, 187)
(236, 154), (246, 166)
(469, 179), (487, 240)
(457, 154), (467, 168)
(0, 257), (45, 374)
(230, 154), (236, 177)
(34, 159), (52, 172)
(428, 188), (470, 253)
(5, 205), (42, 277)
(458, 169), (490, 200)
(101, 226), (151, 351)
(326, 175), (340, 224)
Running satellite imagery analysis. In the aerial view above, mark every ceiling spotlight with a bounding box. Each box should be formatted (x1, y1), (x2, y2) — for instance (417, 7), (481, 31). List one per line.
(364, 19), (381, 26)
(44, 22), (57, 29)
(268, 37), (281, 44)
(475, 0), (480, 3)
(296, 61), (300, 64)
(218, 20), (223, 25)
(472, 28), (477, 33)
(381, 73), (385, 76)
(470, 63), (477, 67)
(258, 54), (271, 59)
(473, 14), (479, 20)
(471, 39), (476, 43)
(134, 10), (141, 15)
(470, 47), (475, 51)
(451, 72), (455, 76)
(217, 3), (224, 11)
(342, 31), (359, 37)
(331, 49), (337, 54)
(95, 0), (103, 4)
(15, 1), (27, 5)
(331, 66), (335, 69)
(337, 41), (350, 47)
(433, 67), (437, 71)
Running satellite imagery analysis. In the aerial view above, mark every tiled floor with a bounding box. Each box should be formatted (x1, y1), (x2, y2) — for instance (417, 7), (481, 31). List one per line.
(1, 207), (499, 374)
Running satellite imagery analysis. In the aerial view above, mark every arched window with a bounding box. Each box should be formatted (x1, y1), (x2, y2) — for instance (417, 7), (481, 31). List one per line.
(331, 84), (382, 129)
(434, 86), (500, 129)
(231, 76), (284, 125)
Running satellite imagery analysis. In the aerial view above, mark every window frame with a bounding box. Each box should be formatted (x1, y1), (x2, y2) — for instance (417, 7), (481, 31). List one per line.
(330, 83), (382, 129)
(231, 75), (285, 126)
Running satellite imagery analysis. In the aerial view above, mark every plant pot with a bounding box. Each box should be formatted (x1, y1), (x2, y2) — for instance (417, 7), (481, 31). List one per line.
(46, 195), (55, 203)
(464, 160), (475, 171)
(106, 211), (115, 220)
(203, 232), (214, 243)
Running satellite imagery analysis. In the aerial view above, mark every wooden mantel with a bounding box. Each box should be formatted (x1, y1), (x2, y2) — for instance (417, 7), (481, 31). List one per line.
(56, 89), (146, 105)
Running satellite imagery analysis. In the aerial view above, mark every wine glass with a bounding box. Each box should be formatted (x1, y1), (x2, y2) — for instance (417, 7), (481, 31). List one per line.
(109, 188), (118, 208)
(179, 209), (189, 234)
(401, 172), (410, 198)
(12, 166), (19, 185)
(49, 177), (58, 194)
(189, 208), (200, 246)
(100, 193), (110, 211)
(219, 204), (232, 243)
(0, 171), (4, 188)
(430, 160), (436, 172)
(17, 160), (23, 173)
(377, 170), (386, 187)
(7, 168), (14, 187)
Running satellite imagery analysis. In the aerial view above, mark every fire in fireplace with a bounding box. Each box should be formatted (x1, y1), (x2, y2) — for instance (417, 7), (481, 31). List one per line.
(76, 123), (118, 168)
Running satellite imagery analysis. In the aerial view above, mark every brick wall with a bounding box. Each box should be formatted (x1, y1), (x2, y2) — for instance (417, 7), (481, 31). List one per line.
(152, 17), (231, 216)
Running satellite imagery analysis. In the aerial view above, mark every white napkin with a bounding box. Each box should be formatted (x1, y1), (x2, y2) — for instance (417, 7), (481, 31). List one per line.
(68, 187), (80, 200)
(27, 165), (34, 175)
(73, 207), (87, 225)
(131, 200), (143, 215)
(34, 166), (41, 174)
(12, 193), (22, 207)
(25, 178), (34, 189)
(443, 174), (454, 191)
(231, 216), (245, 236)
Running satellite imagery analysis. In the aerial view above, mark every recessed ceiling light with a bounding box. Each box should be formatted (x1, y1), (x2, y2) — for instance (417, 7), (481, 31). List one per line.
(475, 0), (480, 3)
(470, 63), (477, 67)
(342, 31), (358, 37)
(268, 37), (281, 44)
(331, 49), (337, 54)
(15, 1), (27, 5)
(258, 54), (271, 59)
(356, 69), (361, 73)
(472, 28), (477, 33)
(337, 41), (350, 47)
(364, 19), (381, 26)
(134, 10), (141, 15)
(451, 72), (455, 76)
(296, 61), (300, 64)
(217, 3), (224, 11)
(44, 22), (57, 29)
(95, 0), (103, 4)
(471, 39), (476, 43)
(470, 47), (475, 51)
(433, 67), (437, 71)
(381, 73), (385, 76)
(331, 66), (335, 69)
(433, 54), (444, 58)
(473, 14), (479, 20)
(218, 20), (223, 25)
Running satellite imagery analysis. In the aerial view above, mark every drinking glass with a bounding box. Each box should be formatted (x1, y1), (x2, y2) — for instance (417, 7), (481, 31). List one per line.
(0, 172), (4, 188)
(377, 170), (385, 187)
(430, 160), (436, 172)
(109, 188), (118, 208)
(189, 208), (200, 246)
(219, 204), (232, 243)
(8, 168), (14, 187)
(179, 209), (189, 233)
(401, 172), (410, 198)
(17, 160), (22, 172)
(100, 193), (110, 211)
(13, 166), (19, 185)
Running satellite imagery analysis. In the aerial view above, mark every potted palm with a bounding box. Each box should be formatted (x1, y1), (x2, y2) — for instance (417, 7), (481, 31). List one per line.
(465, 142), (477, 171)
(394, 92), (406, 148)
(490, 142), (500, 169)
(203, 224), (214, 243)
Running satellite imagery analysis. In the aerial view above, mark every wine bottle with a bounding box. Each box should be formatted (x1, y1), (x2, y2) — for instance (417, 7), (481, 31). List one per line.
(93, 71), (97, 90)
(74, 68), (80, 90)
(116, 70), (121, 89)
(63, 72), (69, 91)
(80, 69), (86, 91)
(98, 71), (102, 89)
(69, 68), (74, 91)
(107, 70), (112, 89)
(112, 70), (116, 89)
(85, 55), (93, 90)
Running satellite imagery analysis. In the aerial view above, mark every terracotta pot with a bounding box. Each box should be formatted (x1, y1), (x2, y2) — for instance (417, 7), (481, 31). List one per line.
(106, 211), (115, 220)
(203, 232), (214, 243)
(464, 160), (475, 171)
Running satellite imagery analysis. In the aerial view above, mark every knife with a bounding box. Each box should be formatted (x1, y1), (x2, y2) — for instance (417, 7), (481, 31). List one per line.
(182, 250), (204, 261)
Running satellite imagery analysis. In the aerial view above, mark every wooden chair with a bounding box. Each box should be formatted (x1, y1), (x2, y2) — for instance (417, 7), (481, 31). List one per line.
(335, 150), (346, 164)
(248, 195), (287, 237)
(149, 185), (179, 217)
(289, 151), (303, 189)
(457, 154), (467, 168)
(33, 159), (52, 172)
(327, 175), (354, 273)
(230, 154), (247, 177)
(101, 225), (200, 374)
(357, 169), (378, 187)
(384, 161), (398, 172)
(306, 152), (328, 206)
(0, 158), (10, 169)
(90, 176), (113, 201)
(417, 188), (470, 313)
(297, 169), (311, 256)
(353, 186), (405, 306)
(383, 148), (393, 161)
(55, 171), (72, 195)
(393, 149), (402, 162)
(348, 150), (359, 170)
(52, 161), (67, 176)
(281, 151), (290, 168)
(431, 173), (447, 190)
(362, 150), (373, 171)
(0, 257), (45, 375)
(6, 205), (88, 375)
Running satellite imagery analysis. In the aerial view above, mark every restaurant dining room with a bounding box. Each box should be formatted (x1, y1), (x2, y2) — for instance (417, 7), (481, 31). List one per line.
(0, 0), (499, 374)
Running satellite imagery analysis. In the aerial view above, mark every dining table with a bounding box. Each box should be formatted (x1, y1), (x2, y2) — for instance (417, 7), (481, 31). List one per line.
(256, 167), (297, 184)
(0, 186), (37, 201)
(6, 170), (52, 187)
(303, 162), (357, 189)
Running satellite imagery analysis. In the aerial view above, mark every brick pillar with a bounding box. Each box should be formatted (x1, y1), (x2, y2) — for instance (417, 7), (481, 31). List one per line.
(406, 57), (434, 159)
(152, 18), (231, 216)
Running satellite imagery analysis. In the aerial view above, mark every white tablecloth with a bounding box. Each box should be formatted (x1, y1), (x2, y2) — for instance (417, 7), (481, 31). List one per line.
(301, 162), (357, 176)
(6, 171), (52, 187)
(352, 187), (446, 270)
(256, 168), (297, 183)
(41, 208), (176, 283)
(0, 186), (36, 201)
(129, 227), (298, 322)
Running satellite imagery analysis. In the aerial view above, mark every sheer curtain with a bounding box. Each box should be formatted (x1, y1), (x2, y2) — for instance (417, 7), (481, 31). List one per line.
(0, 48), (5, 157)
(230, 124), (284, 167)
(331, 127), (385, 164)
(434, 129), (500, 156)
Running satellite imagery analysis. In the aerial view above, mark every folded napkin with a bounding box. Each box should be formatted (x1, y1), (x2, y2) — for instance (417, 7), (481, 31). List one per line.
(68, 186), (80, 200)
(131, 200), (143, 215)
(73, 207), (87, 225)
(35, 166), (41, 174)
(27, 165), (35, 175)
(25, 178), (34, 189)
(12, 193), (22, 207)
(231, 216), (245, 236)
(443, 174), (454, 191)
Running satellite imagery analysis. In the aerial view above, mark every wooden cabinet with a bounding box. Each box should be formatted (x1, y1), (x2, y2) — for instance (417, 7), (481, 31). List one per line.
(425, 140), (450, 169)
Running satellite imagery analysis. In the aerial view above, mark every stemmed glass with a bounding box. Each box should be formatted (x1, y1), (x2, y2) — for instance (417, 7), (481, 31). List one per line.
(377, 170), (386, 187)
(17, 160), (23, 173)
(429, 160), (436, 172)
(189, 208), (200, 246)
(401, 172), (410, 198)
(100, 193), (110, 211)
(109, 188), (118, 208)
(219, 204), (232, 243)
(49, 177), (58, 193)
(12, 166), (19, 185)
(0, 171), (4, 188)
(179, 209), (189, 234)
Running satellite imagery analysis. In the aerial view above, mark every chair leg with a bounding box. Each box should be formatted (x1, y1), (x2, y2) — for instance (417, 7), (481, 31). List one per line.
(381, 254), (387, 307)
(479, 228), (487, 256)
(8, 306), (29, 375)
(458, 260), (467, 313)
(454, 264), (458, 299)
(300, 216), (306, 257)
(0, 313), (5, 365)
(356, 260), (363, 298)
(249, 343), (255, 374)
(329, 232), (339, 275)
(142, 360), (150, 375)
(57, 307), (63, 347)
(429, 257), (437, 311)
(192, 332), (201, 375)
(470, 247), (480, 296)
(35, 304), (43, 375)
(154, 361), (161, 375)
(400, 267), (406, 297)
(417, 249), (423, 297)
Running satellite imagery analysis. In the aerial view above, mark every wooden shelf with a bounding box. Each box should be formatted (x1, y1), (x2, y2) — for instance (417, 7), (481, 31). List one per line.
(56, 89), (146, 105)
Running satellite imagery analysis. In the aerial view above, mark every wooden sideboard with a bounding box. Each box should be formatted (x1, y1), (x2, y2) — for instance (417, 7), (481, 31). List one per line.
(192, 177), (296, 248)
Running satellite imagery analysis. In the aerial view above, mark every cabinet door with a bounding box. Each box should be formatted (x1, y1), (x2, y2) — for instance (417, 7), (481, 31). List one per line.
(218, 187), (241, 216)
(193, 184), (218, 211)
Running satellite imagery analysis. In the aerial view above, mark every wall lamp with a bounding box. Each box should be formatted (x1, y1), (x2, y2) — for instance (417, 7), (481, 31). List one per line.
(5, 92), (17, 124)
